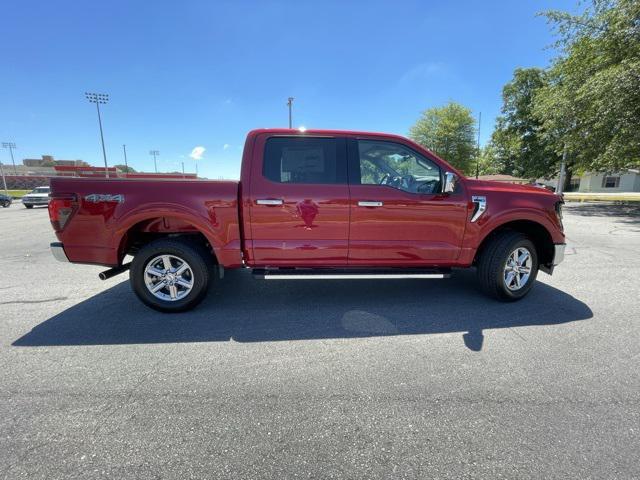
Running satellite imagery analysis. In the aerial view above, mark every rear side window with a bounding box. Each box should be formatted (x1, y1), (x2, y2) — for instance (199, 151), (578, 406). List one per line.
(263, 137), (346, 184)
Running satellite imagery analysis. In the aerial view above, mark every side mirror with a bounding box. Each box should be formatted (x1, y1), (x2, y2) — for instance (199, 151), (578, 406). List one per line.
(443, 172), (457, 194)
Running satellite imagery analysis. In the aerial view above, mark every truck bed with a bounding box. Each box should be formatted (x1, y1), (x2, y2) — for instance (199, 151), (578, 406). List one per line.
(49, 177), (243, 267)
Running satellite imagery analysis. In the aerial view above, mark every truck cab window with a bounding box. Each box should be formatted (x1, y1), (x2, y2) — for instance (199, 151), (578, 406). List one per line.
(358, 140), (441, 194)
(264, 137), (345, 184)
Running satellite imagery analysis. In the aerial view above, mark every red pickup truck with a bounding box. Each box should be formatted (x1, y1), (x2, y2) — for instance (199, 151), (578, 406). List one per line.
(49, 128), (565, 312)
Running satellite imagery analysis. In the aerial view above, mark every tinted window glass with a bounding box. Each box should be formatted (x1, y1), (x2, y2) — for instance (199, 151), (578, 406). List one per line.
(264, 137), (344, 184)
(357, 140), (441, 194)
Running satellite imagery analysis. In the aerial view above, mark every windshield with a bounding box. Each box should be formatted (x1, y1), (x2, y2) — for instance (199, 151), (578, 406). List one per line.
(31, 187), (50, 194)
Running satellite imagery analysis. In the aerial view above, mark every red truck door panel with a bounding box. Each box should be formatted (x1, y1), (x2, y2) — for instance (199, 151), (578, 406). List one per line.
(248, 135), (350, 266)
(348, 138), (468, 265)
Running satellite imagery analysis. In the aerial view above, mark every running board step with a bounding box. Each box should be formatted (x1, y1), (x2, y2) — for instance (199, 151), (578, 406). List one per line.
(252, 268), (451, 280)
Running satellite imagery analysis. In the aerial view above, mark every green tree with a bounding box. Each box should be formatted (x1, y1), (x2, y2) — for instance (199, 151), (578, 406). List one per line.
(409, 101), (477, 174)
(486, 122), (519, 175)
(476, 143), (502, 176)
(535, 0), (640, 173)
(491, 68), (560, 179)
(114, 164), (136, 173)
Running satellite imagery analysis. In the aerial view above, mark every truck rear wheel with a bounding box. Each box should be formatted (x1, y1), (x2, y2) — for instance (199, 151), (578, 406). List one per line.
(130, 238), (212, 313)
(477, 231), (538, 301)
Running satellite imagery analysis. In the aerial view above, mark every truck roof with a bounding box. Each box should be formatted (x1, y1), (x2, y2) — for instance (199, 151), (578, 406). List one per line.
(247, 128), (411, 143)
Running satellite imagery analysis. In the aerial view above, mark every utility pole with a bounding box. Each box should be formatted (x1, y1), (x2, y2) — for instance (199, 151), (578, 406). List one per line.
(85, 92), (110, 178)
(195, 162), (198, 177)
(149, 150), (159, 173)
(0, 162), (8, 194)
(182, 161), (185, 178)
(2, 142), (17, 175)
(475, 112), (481, 179)
(557, 143), (568, 195)
(122, 144), (129, 172)
(287, 97), (294, 129)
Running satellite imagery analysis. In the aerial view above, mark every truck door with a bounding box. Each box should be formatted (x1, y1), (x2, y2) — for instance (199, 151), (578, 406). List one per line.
(247, 134), (350, 267)
(347, 138), (468, 265)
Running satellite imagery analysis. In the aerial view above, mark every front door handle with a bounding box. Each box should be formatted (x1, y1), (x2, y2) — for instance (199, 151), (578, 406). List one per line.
(256, 198), (284, 206)
(358, 201), (383, 207)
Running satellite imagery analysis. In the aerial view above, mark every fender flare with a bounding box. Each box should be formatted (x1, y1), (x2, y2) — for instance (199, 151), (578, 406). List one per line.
(477, 208), (557, 243)
(111, 203), (225, 262)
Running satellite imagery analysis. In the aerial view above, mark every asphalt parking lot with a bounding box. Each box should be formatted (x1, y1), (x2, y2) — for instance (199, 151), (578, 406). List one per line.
(1, 201), (639, 479)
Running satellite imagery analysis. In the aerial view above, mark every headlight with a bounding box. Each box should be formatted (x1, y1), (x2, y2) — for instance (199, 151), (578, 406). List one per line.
(555, 200), (564, 231)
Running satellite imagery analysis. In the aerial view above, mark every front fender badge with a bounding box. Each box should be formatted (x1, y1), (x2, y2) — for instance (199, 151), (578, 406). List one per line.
(471, 196), (487, 222)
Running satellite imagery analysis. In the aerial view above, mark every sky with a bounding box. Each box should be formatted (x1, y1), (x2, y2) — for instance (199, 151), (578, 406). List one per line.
(0, 0), (578, 180)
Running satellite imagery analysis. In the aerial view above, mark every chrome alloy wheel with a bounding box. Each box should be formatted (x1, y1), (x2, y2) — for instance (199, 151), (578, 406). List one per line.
(144, 254), (194, 301)
(503, 247), (533, 291)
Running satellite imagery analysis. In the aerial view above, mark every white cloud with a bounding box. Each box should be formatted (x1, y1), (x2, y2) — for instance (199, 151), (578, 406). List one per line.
(223, 144), (230, 150)
(189, 146), (206, 160)
(399, 62), (446, 85)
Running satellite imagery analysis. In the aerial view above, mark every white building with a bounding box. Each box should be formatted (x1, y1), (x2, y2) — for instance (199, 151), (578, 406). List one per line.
(577, 171), (640, 193)
(537, 170), (640, 192)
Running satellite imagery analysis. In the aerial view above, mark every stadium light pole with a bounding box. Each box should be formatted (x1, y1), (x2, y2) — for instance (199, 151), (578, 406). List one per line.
(287, 97), (294, 129)
(85, 92), (110, 178)
(149, 150), (159, 173)
(122, 144), (129, 172)
(2, 142), (17, 175)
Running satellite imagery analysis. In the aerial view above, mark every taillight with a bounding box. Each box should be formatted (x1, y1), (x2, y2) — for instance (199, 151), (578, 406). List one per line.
(48, 194), (77, 232)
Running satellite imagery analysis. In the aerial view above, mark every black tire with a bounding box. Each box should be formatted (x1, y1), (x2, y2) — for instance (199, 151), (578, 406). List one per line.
(24, 204), (33, 209)
(130, 238), (212, 313)
(2, 201), (9, 208)
(477, 231), (538, 301)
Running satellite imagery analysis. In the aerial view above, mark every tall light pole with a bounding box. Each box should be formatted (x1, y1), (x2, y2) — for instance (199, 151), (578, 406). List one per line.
(2, 142), (17, 175)
(85, 92), (110, 178)
(287, 97), (294, 129)
(149, 150), (159, 173)
(122, 144), (129, 172)
(557, 143), (568, 195)
(475, 112), (481, 179)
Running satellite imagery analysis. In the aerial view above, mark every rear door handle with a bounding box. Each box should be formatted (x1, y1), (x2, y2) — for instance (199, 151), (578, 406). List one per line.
(358, 201), (383, 207)
(256, 198), (284, 206)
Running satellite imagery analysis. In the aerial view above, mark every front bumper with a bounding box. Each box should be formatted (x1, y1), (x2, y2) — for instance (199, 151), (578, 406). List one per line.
(50, 242), (69, 262)
(22, 198), (49, 205)
(553, 243), (566, 266)
(541, 243), (565, 275)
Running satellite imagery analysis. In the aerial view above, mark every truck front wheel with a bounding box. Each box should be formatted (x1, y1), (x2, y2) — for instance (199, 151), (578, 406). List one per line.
(130, 238), (211, 313)
(477, 231), (539, 301)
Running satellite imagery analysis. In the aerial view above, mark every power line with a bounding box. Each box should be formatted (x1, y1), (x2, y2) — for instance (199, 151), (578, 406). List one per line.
(149, 150), (159, 173)
(1, 142), (17, 176)
(122, 144), (129, 172)
(287, 97), (294, 129)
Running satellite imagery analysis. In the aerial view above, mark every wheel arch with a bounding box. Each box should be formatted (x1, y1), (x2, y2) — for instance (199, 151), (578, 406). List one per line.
(474, 219), (554, 268)
(115, 212), (221, 265)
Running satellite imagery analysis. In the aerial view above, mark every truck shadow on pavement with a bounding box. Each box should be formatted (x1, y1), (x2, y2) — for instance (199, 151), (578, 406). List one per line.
(13, 269), (593, 351)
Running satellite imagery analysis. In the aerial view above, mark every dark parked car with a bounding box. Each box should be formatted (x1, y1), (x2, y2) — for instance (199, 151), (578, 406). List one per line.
(0, 193), (12, 208)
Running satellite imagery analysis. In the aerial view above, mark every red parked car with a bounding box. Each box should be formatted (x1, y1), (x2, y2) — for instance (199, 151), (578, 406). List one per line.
(48, 129), (565, 312)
